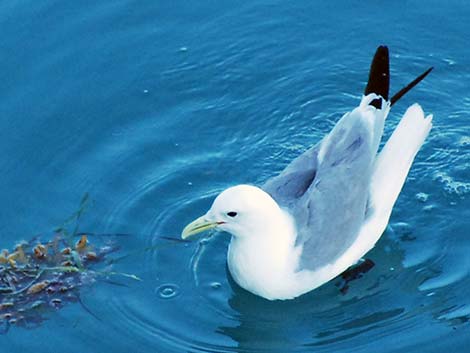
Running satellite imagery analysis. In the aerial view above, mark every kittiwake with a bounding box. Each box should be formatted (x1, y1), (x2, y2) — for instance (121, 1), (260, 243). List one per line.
(181, 46), (433, 300)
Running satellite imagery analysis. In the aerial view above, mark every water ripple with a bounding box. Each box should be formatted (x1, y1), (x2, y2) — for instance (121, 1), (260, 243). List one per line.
(2, 2), (469, 351)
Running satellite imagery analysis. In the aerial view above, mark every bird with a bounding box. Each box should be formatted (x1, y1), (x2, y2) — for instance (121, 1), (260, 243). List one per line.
(181, 46), (433, 300)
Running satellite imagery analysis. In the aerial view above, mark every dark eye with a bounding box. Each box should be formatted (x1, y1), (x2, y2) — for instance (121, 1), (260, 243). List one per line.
(227, 212), (238, 218)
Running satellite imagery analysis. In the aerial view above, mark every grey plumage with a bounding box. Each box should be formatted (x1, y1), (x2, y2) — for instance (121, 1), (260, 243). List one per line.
(263, 45), (432, 272)
(263, 104), (380, 270)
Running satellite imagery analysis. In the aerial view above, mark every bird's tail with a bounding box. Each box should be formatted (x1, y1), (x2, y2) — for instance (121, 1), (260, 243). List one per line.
(365, 45), (433, 109)
(368, 104), (433, 222)
(365, 46), (390, 109)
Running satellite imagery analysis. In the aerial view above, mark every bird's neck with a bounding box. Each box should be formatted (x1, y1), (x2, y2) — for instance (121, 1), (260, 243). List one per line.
(227, 208), (300, 300)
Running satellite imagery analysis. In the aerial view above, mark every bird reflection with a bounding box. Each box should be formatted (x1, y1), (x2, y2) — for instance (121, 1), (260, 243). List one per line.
(216, 230), (407, 352)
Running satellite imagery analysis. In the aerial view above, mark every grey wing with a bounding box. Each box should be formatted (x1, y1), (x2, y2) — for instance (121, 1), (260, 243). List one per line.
(263, 110), (376, 271)
(263, 139), (322, 209)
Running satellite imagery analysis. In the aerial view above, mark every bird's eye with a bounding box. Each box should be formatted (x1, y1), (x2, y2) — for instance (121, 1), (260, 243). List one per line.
(227, 212), (238, 218)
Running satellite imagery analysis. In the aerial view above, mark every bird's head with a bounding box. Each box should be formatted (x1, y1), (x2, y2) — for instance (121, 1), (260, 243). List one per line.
(181, 184), (282, 239)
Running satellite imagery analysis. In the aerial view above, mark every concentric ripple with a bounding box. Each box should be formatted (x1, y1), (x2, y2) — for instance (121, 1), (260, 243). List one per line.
(71, 99), (469, 353)
(37, 56), (470, 353)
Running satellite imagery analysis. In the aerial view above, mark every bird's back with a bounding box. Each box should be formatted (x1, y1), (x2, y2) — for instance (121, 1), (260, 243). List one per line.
(263, 95), (388, 271)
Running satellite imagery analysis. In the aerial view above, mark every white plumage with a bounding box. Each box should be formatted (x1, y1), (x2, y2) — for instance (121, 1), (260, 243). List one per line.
(182, 46), (433, 300)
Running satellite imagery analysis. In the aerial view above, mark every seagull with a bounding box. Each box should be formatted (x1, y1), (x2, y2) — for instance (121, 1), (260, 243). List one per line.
(181, 46), (433, 300)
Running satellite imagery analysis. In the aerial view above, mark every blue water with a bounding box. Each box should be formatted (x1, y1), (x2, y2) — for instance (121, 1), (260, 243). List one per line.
(1, 1), (469, 352)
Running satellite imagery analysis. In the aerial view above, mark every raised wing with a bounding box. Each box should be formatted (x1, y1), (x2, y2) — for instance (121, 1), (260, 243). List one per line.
(264, 96), (387, 271)
(263, 46), (432, 271)
(262, 140), (322, 209)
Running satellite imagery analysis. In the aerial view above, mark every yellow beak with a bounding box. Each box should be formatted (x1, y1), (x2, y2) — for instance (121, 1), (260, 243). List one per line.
(181, 215), (219, 239)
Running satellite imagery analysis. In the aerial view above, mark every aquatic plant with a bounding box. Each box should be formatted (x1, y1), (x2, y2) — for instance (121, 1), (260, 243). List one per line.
(0, 195), (139, 333)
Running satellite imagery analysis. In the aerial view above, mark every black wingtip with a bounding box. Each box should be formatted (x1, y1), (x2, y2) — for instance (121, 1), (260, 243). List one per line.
(390, 66), (433, 106)
(365, 45), (390, 108)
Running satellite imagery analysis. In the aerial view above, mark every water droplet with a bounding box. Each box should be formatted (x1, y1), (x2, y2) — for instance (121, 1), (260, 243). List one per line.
(459, 136), (470, 146)
(434, 171), (470, 196)
(391, 222), (416, 241)
(210, 282), (221, 290)
(156, 284), (179, 299)
(415, 192), (429, 202)
(423, 204), (436, 212)
(443, 58), (456, 65)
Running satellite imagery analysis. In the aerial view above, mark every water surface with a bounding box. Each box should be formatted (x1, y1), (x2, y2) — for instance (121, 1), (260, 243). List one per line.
(1, 1), (469, 352)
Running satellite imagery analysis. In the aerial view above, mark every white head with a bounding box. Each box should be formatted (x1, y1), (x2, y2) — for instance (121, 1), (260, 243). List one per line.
(182, 184), (300, 300)
(181, 184), (284, 239)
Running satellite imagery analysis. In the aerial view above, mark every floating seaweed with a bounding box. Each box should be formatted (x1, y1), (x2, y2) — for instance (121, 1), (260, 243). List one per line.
(0, 195), (140, 333)
(0, 230), (125, 333)
(0, 193), (187, 334)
